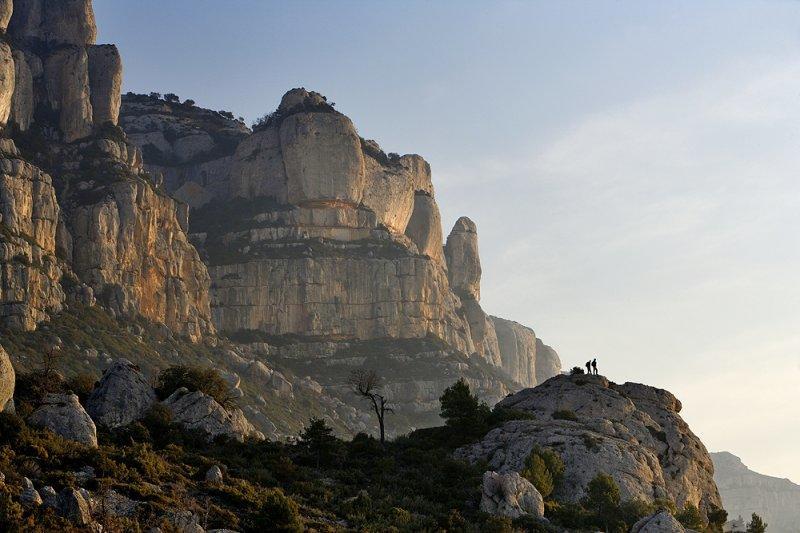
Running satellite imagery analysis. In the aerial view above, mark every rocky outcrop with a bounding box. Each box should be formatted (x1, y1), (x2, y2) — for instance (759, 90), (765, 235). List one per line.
(711, 451), (800, 533)
(445, 216), (481, 300)
(8, 0), (97, 46)
(0, 41), (14, 126)
(229, 125), (287, 202)
(162, 387), (261, 442)
(456, 374), (721, 514)
(87, 44), (122, 125)
(10, 50), (34, 131)
(480, 470), (545, 519)
(43, 45), (93, 142)
(28, 393), (98, 447)
(631, 510), (688, 533)
(491, 317), (562, 387)
(0, 0), (12, 33)
(0, 344), (14, 412)
(0, 141), (65, 330)
(86, 358), (156, 428)
(404, 192), (445, 264)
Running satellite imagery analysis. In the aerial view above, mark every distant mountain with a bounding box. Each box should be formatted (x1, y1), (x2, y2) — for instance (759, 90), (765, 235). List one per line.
(711, 451), (800, 533)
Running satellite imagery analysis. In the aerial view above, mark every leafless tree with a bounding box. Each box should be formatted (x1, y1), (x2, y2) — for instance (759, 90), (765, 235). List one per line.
(348, 369), (393, 445)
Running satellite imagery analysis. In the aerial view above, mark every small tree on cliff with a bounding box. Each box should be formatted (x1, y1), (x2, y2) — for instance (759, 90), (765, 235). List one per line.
(747, 513), (768, 533)
(439, 378), (490, 441)
(348, 369), (393, 445)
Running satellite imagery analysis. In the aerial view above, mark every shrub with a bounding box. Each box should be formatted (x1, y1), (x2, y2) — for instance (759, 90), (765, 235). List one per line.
(570, 366), (585, 375)
(520, 446), (564, 498)
(66, 373), (97, 403)
(0, 412), (26, 446)
(250, 487), (303, 532)
(298, 418), (341, 468)
(552, 409), (578, 422)
(439, 378), (491, 442)
(706, 504), (728, 532)
(155, 366), (234, 408)
(676, 504), (704, 530)
(747, 512), (767, 533)
(585, 473), (621, 531)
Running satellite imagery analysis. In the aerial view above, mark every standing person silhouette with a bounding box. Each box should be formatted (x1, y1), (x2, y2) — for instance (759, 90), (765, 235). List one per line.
(585, 360), (591, 375)
(591, 358), (598, 375)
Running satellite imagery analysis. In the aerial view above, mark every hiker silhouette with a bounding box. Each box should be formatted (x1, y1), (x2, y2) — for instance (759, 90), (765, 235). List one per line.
(585, 360), (591, 374)
(591, 358), (598, 375)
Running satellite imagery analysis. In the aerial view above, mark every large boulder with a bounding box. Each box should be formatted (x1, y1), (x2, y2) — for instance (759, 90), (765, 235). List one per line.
(56, 487), (93, 526)
(630, 510), (687, 533)
(87, 44), (122, 125)
(162, 387), (261, 442)
(279, 105), (366, 206)
(480, 470), (545, 519)
(404, 192), (445, 264)
(456, 374), (722, 513)
(0, 345), (14, 412)
(445, 216), (481, 300)
(28, 393), (98, 447)
(0, 0), (12, 32)
(86, 359), (157, 428)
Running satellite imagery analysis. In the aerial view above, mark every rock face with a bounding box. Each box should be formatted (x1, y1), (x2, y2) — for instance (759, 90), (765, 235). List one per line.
(480, 470), (545, 519)
(404, 192), (445, 264)
(28, 393), (98, 447)
(0, 140), (65, 330)
(162, 387), (260, 442)
(491, 317), (562, 387)
(0, 345), (14, 412)
(711, 451), (800, 533)
(631, 510), (688, 533)
(8, 0), (97, 46)
(456, 374), (721, 513)
(44, 45), (93, 142)
(87, 44), (122, 125)
(445, 216), (481, 300)
(86, 358), (157, 428)
(0, 41), (14, 126)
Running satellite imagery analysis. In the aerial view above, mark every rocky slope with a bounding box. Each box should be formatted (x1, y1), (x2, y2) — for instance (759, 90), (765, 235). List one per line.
(456, 374), (722, 515)
(712, 451), (800, 533)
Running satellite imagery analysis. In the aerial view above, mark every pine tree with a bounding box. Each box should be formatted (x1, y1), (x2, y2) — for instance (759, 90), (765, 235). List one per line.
(746, 513), (767, 533)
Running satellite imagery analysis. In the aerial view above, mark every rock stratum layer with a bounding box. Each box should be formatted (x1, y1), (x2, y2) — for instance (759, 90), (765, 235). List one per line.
(456, 374), (722, 514)
(711, 451), (800, 533)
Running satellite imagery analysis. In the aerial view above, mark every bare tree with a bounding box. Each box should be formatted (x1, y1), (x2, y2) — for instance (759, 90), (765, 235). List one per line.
(348, 369), (393, 445)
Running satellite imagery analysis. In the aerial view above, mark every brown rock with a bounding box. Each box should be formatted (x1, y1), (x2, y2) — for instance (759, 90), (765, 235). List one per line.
(404, 192), (445, 264)
(10, 50), (33, 131)
(43, 45), (93, 142)
(87, 44), (122, 125)
(445, 216), (481, 300)
(0, 41), (13, 126)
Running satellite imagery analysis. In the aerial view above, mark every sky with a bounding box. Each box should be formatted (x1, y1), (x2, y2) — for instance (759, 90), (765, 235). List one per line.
(94, 1), (800, 483)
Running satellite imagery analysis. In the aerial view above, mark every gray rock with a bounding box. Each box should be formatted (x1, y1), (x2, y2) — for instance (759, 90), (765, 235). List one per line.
(87, 44), (122, 125)
(20, 477), (42, 506)
(40, 485), (58, 508)
(205, 465), (224, 484)
(445, 216), (481, 301)
(162, 387), (260, 442)
(86, 358), (156, 428)
(480, 470), (544, 519)
(631, 510), (687, 533)
(28, 393), (98, 447)
(56, 487), (93, 526)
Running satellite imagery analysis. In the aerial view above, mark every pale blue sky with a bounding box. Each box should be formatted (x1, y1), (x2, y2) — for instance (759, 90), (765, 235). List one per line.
(95, 1), (800, 482)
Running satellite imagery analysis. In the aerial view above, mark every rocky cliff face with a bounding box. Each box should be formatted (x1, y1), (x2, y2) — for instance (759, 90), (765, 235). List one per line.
(490, 316), (562, 387)
(0, 0), (214, 339)
(711, 451), (800, 533)
(456, 374), (722, 514)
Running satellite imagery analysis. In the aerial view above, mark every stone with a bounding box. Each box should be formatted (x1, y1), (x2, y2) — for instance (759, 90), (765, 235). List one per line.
(43, 45), (93, 142)
(10, 50), (34, 131)
(173, 181), (214, 209)
(445, 216), (481, 300)
(0, 345), (14, 412)
(456, 374), (721, 513)
(404, 192), (445, 264)
(631, 510), (687, 533)
(480, 470), (545, 519)
(20, 477), (42, 506)
(0, 41), (15, 126)
(278, 87), (328, 112)
(362, 151), (415, 234)
(0, 0), (12, 32)
(712, 451), (800, 533)
(28, 393), (98, 447)
(205, 465), (224, 484)
(229, 125), (287, 202)
(9, 0), (96, 46)
(91, 489), (140, 518)
(162, 387), (260, 442)
(86, 358), (157, 428)
(279, 110), (366, 206)
(87, 44), (122, 125)
(40, 485), (58, 508)
(56, 487), (93, 526)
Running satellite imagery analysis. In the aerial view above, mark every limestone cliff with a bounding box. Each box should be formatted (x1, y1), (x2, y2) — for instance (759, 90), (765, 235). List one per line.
(712, 451), (800, 533)
(456, 374), (722, 514)
(490, 316), (562, 387)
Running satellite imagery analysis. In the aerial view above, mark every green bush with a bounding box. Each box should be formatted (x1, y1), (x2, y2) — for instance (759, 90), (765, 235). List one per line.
(439, 378), (491, 443)
(249, 487), (303, 532)
(520, 446), (564, 498)
(676, 504), (704, 530)
(552, 409), (578, 421)
(155, 365), (233, 408)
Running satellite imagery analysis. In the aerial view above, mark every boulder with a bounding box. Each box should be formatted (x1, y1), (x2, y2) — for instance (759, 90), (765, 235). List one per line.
(0, 345), (14, 412)
(279, 109), (365, 206)
(28, 393), (98, 447)
(0, 41), (14, 126)
(479, 470), (544, 519)
(404, 192), (445, 264)
(56, 487), (92, 526)
(20, 477), (42, 506)
(631, 510), (687, 533)
(456, 374), (721, 513)
(445, 216), (481, 300)
(162, 387), (260, 442)
(205, 465), (224, 484)
(87, 44), (122, 125)
(40, 485), (58, 508)
(0, 0), (12, 32)
(278, 87), (328, 112)
(86, 358), (157, 428)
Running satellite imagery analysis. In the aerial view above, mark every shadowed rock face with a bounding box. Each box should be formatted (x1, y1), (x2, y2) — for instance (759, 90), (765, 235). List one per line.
(490, 316), (562, 388)
(445, 216), (482, 301)
(87, 44), (122, 125)
(711, 451), (800, 533)
(28, 393), (98, 447)
(8, 0), (96, 46)
(456, 374), (721, 513)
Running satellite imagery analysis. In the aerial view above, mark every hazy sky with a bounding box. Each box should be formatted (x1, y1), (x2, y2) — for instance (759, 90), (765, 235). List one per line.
(95, 1), (800, 483)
